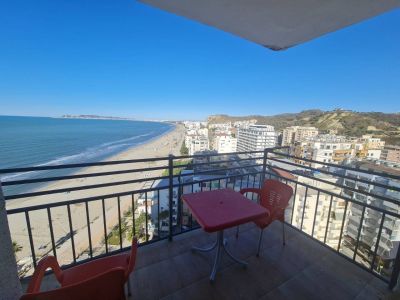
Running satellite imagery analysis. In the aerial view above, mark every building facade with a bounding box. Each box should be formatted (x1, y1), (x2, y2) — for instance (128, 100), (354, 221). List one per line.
(381, 145), (400, 163)
(237, 125), (277, 152)
(213, 134), (237, 153)
(342, 162), (400, 274)
(291, 176), (347, 248)
(281, 126), (319, 146)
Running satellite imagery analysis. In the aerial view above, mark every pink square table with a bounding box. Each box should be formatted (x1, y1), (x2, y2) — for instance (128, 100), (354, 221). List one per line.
(182, 188), (269, 281)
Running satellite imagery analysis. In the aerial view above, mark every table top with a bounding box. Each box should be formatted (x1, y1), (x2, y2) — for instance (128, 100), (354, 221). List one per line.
(182, 189), (269, 233)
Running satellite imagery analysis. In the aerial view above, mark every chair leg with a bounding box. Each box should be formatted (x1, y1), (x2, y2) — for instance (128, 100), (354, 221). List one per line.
(236, 226), (239, 239)
(282, 221), (286, 246)
(257, 229), (264, 257)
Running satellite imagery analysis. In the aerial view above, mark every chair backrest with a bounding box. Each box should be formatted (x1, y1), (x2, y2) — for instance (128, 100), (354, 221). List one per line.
(260, 179), (293, 221)
(21, 268), (126, 300)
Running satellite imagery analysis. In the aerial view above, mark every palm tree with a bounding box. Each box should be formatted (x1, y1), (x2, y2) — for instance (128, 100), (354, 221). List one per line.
(12, 241), (22, 254)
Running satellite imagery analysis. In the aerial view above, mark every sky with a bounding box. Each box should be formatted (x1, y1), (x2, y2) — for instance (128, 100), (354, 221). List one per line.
(0, 1), (399, 120)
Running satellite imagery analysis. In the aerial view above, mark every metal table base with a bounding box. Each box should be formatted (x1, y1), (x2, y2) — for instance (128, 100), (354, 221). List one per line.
(192, 230), (248, 282)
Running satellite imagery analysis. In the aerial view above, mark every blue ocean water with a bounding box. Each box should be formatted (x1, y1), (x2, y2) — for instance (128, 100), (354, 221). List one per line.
(0, 116), (173, 183)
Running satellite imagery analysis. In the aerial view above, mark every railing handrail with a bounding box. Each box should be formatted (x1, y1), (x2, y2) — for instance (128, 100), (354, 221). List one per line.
(270, 149), (400, 181)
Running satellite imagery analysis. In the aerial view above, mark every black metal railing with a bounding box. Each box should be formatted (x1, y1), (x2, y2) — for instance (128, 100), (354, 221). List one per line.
(1, 147), (399, 289)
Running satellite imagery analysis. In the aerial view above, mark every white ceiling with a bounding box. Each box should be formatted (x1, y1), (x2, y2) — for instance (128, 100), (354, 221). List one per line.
(139, 0), (400, 50)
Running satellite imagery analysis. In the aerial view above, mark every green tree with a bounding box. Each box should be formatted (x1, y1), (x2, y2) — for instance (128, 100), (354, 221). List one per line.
(12, 241), (22, 255)
(159, 210), (169, 221)
(180, 141), (189, 155)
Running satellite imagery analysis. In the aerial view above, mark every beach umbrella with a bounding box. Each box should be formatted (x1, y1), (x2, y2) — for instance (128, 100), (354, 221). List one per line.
(138, 0), (400, 50)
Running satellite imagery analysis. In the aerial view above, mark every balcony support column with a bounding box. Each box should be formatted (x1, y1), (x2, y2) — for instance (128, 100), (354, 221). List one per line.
(0, 182), (22, 299)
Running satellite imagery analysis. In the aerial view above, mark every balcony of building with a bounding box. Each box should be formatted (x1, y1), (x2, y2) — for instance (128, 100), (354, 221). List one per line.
(19, 221), (395, 300)
(1, 148), (400, 299)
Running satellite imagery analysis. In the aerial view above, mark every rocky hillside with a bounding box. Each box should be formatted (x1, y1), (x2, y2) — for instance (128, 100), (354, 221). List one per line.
(207, 110), (400, 145)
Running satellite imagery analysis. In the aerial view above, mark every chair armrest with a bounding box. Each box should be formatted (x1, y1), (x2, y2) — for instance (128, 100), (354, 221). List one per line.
(239, 188), (261, 196)
(27, 256), (64, 293)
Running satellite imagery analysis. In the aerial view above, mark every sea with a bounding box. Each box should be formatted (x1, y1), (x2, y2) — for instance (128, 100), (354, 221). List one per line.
(0, 116), (174, 194)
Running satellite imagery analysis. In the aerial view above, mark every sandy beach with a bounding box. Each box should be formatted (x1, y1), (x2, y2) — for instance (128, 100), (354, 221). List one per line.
(6, 124), (185, 272)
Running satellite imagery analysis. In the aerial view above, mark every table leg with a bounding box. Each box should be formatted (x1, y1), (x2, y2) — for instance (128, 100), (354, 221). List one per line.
(210, 231), (223, 282)
(191, 237), (218, 252)
(192, 231), (248, 282)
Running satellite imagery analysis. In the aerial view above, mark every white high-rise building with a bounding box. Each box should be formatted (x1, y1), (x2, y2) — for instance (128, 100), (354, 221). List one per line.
(291, 175), (347, 248)
(342, 162), (400, 271)
(237, 125), (277, 152)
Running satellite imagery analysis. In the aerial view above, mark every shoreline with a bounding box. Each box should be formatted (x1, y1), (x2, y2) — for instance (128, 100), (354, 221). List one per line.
(7, 124), (185, 273)
(4, 122), (176, 204)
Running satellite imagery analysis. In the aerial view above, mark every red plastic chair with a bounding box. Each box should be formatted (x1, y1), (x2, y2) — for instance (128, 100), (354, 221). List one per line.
(239, 179), (293, 256)
(21, 267), (126, 300)
(26, 237), (138, 297)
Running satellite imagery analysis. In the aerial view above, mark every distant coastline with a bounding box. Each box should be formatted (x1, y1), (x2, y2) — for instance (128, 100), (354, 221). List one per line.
(61, 114), (135, 121)
(60, 114), (177, 123)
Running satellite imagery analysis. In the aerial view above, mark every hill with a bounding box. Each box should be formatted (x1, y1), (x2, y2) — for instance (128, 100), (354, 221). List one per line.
(207, 110), (400, 145)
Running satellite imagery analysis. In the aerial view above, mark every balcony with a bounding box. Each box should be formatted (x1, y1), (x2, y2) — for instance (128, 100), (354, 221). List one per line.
(1, 147), (400, 297)
(19, 222), (393, 299)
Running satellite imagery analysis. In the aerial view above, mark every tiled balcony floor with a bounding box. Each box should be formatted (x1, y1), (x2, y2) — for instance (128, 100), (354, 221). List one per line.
(21, 222), (398, 299)
(129, 222), (396, 300)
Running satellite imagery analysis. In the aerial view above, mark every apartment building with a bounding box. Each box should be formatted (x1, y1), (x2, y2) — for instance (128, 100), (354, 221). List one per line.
(294, 135), (351, 166)
(294, 134), (384, 166)
(237, 125), (277, 152)
(213, 134), (237, 153)
(188, 136), (209, 155)
(281, 126), (319, 146)
(381, 145), (400, 163)
(291, 175), (347, 248)
(341, 162), (400, 273)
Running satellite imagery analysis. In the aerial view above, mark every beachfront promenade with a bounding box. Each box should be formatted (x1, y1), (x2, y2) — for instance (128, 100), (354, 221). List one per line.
(5, 124), (185, 272)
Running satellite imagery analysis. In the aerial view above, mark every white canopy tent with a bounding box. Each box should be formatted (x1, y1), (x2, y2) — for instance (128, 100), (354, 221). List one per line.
(139, 0), (399, 50)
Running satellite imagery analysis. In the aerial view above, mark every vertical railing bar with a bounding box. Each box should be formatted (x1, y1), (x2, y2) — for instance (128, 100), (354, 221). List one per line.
(102, 198), (108, 254)
(67, 204), (76, 263)
(168, 155), (174, 241)
(132, 194), (136, 236)
(85, 201), (93, 258)
(389, 239), (400, 289)
(218, 179), (221, 189)
(157, 190), (160, 238)
(25, 211), (37, 268)
(311, 191), (320, 238)
(251, 175), (256, 201)
(324, 195), (334, 244)
(47, 207), (57, 258)
(371, 213), (385, 271)
(117, 196), (122, 249)
(300, 186), (308, 231)
(239, 176), (243, 191)
(291, 182), (298, 225)
(261, 148), (268, 184)
(178, 175), (183, 232)
(353, 206), (366, 261)
(145, 192), (148, 242)
(337, 200), (348, 252)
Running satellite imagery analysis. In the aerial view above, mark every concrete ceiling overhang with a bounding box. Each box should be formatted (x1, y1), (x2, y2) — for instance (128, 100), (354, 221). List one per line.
(139, 0), (399, 50)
